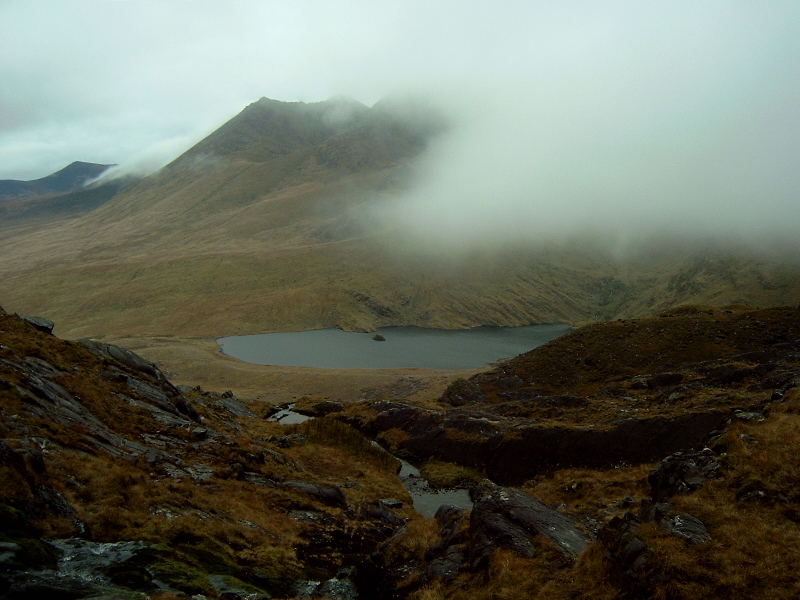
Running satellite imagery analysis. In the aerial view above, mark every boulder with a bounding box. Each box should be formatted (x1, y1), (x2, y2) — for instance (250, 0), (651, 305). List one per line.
(284, 481), (348, 509)
(467, 481), (588, 570)
(659, 513), (711, 545)
(23, 316), (55, 334)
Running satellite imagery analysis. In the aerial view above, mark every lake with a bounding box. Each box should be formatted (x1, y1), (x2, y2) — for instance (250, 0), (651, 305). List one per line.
(217, 324), (570, 370)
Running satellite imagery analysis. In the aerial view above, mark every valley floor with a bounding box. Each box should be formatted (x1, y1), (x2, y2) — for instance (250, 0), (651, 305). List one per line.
(106, 335), (477, 407)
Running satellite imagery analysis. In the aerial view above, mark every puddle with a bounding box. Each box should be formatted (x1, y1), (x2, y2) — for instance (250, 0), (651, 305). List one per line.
(269, 403), (311, 424)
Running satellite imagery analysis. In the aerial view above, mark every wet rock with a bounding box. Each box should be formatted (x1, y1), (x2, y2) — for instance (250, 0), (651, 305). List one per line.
(315, 576), (358, 600)
(284, 481), (348, 509)
(23, 316), (55, 334)
(468, 481), (588, 570)
(4, 538), (157, 599)
(659, 513), (711, 544)
(380, 498), (403, 509)
(648, 448), (721, 502)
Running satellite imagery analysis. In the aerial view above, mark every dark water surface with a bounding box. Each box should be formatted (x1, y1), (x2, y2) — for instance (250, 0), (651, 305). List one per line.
(217, 324), (570, 370)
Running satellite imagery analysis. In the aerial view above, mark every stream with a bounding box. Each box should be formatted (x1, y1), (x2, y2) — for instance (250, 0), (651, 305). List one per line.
(271, 405), (473, 517)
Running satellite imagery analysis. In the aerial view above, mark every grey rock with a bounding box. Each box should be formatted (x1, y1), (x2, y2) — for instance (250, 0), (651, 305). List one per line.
(284, 481), (348, 508)
(81, 339), (159, 379)
(316, 577), (358, 600)
(269, 433), (306, 448)
(363, 502), (406, 526)
(734, 410), (763, 422)
(427, 543), (465, 581)
(599, 513), (655, 597)
(215, 396), (258, 418)
(243, 473), (280, 488)
(23, 316), (55, 334)
(468, 481), (588, 570)
(380, 498), (403, 509)
(659, 513), (711, 544)
(186, 464), (214, 481)
(639, 500), (676, 523)
(369, 406), (419, 433)
(648, 448), (720, 502)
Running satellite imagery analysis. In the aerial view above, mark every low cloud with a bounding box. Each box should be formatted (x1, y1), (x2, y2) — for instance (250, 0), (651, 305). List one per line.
(1, 1), (798, 252)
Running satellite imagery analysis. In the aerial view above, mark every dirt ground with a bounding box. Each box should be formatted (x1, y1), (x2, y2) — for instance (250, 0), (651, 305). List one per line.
(107, 335), (479, 408)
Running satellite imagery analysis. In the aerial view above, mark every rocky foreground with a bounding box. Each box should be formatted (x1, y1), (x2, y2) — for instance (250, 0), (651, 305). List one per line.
(2, 304), (800, 599)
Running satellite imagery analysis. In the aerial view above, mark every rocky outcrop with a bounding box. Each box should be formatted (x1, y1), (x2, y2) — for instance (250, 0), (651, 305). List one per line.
(468, 481), (588, 570)
(647, 448), (721, 502)
(360, 401), (728, 486)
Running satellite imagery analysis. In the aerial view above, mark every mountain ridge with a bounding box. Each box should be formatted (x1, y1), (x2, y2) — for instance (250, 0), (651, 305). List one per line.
(0, 161), (114, 201)
(0, 97), (798, 339)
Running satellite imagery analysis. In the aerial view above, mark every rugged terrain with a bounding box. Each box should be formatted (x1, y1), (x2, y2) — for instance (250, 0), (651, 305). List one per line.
(3, 303), (800, 599)
(1, 97), (798, 339)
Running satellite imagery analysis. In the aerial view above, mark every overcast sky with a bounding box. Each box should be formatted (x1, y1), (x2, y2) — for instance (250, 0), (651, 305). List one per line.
(1, 1), (798, 244)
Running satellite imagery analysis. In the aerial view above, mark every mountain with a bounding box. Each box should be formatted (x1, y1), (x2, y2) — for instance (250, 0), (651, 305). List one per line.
(0, 161), (114, 200)
(0, 97), (798, 339)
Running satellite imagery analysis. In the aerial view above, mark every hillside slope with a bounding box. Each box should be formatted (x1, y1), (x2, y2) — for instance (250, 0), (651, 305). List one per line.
(0, 98), (798, 338)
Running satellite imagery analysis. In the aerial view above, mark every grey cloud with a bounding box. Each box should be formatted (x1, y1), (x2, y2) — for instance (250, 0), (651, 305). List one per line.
(0, 1), (798, 248)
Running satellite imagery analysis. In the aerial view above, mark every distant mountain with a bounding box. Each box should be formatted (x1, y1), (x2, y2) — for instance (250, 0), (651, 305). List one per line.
(0, 161), (114, 201)
(0, 97), (798, 339)
(0, 176), (138, 228)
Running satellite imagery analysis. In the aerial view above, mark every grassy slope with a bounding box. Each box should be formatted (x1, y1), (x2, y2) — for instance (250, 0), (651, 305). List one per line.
(0, 98), (798, 339)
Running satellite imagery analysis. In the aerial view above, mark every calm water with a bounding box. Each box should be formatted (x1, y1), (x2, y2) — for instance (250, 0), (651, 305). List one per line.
(217, 324), (570, 370)
(398, 460), (473, 518)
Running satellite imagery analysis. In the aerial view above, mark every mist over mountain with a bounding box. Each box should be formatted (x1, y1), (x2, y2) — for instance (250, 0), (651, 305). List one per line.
(0, 161), (113, 201)
(0, 96), (798, 339)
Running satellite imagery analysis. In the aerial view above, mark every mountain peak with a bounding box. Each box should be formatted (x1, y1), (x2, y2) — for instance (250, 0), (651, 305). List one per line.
(0, 161), (114, 201)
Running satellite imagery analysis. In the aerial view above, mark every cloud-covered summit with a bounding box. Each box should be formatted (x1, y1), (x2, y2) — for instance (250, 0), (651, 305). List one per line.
(1, 1), (798, 245)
